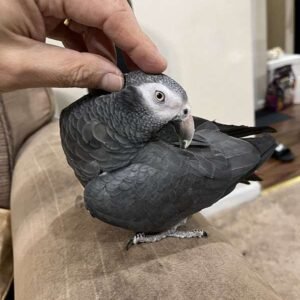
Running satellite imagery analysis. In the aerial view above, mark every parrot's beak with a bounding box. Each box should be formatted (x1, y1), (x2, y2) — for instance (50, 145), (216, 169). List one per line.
(173, 109), (195, 149)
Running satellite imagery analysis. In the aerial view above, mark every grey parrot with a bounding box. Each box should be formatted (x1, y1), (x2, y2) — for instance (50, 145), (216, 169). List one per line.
(60, 71), (276, 248)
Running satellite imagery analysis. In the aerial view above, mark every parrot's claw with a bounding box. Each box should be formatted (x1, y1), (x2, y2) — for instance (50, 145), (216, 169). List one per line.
(126, 239), (134, 251)
(126, 229), (208, 250)
(126, 233), (145, 250)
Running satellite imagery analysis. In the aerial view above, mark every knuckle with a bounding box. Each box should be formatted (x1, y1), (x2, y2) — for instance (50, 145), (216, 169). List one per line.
(99, 0), (129, 27)
(110, 0), (129, 11)
(63, 62), (92, 87)
(103, 6), (131, 29)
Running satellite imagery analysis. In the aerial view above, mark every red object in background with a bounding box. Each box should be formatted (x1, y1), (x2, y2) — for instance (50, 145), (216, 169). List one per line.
(265, 65), (295, 112)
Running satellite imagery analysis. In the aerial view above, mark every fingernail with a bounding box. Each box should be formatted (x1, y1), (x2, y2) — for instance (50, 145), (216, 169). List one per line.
(101, 73), (124, 91)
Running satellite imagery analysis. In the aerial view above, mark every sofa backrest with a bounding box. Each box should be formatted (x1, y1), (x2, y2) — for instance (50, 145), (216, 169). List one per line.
(0, 88), (54, 208)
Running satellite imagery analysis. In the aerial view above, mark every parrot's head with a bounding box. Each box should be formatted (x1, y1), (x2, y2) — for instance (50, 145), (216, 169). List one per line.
(122, 71), (194, 148)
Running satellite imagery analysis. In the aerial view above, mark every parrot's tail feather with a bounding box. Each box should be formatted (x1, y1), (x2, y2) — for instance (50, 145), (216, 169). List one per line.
(246, 173), (263, 182)
(192, 116), (276, 138)
(235, 134), (276, 185)
(244, 134), (277, 167)
(240, 173), (262, 185)
(213, 123), (276, 138)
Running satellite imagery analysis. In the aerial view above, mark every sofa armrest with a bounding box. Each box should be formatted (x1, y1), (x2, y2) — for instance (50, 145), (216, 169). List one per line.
(10, 121), (281, 300)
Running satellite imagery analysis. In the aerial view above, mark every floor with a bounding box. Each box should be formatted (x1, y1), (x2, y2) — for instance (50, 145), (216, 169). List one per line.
(258, 104), (300, 188)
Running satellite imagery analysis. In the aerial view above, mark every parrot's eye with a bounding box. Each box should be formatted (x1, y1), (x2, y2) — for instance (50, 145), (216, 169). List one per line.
(155, 91), (165, 103)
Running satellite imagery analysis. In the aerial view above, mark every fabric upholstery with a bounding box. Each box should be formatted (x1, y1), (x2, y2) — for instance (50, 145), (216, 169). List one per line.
(211, 179), (300, 300)
(0, 208), (13, 300)
(0, 88), (54, 208)
(0, 97), (13, 210)
(10, 121), (280, 300)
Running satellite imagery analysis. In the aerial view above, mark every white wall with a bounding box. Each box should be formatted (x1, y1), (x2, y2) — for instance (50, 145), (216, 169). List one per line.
(133, 0), (255, 125)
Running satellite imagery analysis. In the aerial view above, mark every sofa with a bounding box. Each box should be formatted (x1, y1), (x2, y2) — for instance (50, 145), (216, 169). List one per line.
(0, 88), (281, 299)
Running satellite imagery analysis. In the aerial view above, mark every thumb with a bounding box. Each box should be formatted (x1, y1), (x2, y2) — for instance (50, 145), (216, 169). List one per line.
(4, 40), (124, 91)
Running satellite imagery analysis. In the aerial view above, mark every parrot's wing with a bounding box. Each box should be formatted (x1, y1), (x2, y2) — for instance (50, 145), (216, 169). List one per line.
(60, 94), (141, 185)
(84, 140), (229, 233)
(193, 116), (276, 138)
(84, 161), (175, 233)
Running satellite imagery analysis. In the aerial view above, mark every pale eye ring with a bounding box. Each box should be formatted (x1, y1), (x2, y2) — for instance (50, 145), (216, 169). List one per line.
(155, 91), (165, 102)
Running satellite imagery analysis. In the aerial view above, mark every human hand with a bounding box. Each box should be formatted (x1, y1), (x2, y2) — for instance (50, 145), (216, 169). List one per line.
(0, 0), (167, 92)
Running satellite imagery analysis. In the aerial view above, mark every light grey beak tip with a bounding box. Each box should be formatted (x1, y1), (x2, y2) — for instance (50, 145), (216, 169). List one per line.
(183, 139), (192, 149)
(176, 113), (194, 149)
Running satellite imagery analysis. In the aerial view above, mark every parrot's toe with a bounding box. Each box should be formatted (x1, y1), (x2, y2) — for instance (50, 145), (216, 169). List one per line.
(170, 229), (208, 239)
(193, 229), (208, 237)
(126, 233), (146, 250)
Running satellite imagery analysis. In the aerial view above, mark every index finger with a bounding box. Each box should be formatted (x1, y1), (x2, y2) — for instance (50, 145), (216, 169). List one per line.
(38, 0), (167, 73)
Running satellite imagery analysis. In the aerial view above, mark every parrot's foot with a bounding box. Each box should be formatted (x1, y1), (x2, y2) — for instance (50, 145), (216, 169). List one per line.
(126, 229), (207, 250)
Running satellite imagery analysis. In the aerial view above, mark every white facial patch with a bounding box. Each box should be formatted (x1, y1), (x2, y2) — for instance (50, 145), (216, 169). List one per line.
(136, 83), (185, 122)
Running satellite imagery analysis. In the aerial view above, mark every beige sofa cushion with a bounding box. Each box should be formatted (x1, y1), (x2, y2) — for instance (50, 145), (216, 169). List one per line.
(0, 208), (13, 300)
(0, 88), (54, 208)
(211, 179), (300, 300)
(11, 121), (280, 300)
